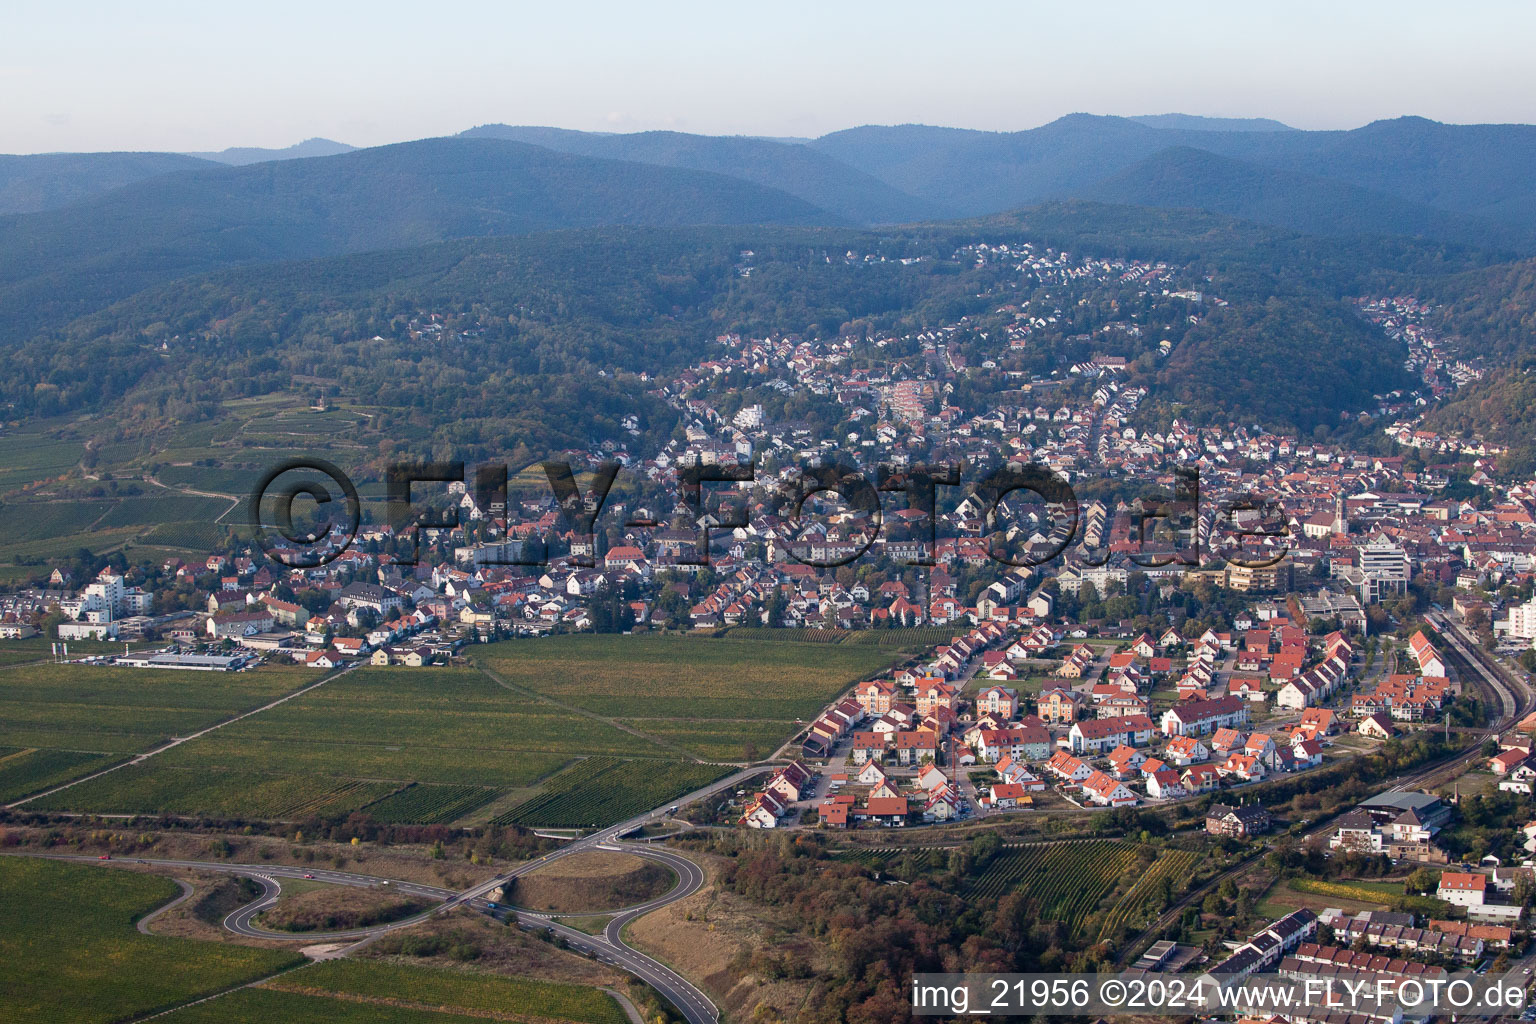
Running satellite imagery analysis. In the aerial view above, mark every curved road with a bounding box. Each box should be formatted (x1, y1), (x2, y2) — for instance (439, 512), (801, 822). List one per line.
(41, 765), (768, 1024)
(136, 876), (194, 935)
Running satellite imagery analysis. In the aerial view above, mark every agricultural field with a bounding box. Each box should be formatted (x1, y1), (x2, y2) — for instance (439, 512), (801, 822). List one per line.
(262, 957), (629, 1024)
(158, 987), (495, 1024)
(0, 498), (114, 543)
(474, 634), (897, 759)
(155, 988), (479, 1024)
(962, 841), (1144, 939)
(139, 519), (241, 551)
(147, 667), (655, 783)
(0, 747), (121, 803)
(475, 634), (895, 720)
(723, 625), (959, 649)
(0, 488), (233, 562)
(360, 783), (502, 825)
(93, 493), (234, 530)
(153, 463), (266, 495)
(619, 717), (800, 762)
(0, 525), (143, 564)
(29, 667), (729, 823)
(494, 756), (730, 829)
(0, 857), (303, 1024)
(0, 431), (85, 494)
(38, 764), (402, 818)
(0, 661), (319, 806)
(0, 661), (314, 755)
(0, 636), (159, 666)
(1097, 848), (1199, 941)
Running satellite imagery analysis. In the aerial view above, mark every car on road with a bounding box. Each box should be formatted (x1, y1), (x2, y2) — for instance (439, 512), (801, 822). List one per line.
(97, 854), (110, 860)
(303, 873), (315, 879)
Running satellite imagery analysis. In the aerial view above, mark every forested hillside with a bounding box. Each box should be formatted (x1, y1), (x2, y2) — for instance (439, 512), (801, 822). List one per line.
(0, 151), (215, 215)
(3, 203), (1466, 461)
(0, 137), (839, 345)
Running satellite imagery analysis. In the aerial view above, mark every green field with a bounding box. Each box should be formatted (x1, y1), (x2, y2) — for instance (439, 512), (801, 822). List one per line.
(0, 636), (157, 666)
(0, 747), (121, 803)
(619, 717), (804, 761)
(0, 492), (233, 554)
(0, 662), (314, 754)
(0, 857), (303, 1024)
(473, 634), (896, 759)
(158, 989), (485, 1024)
(138, 520), (240, 551)
(149, 667), (655, 782)
(1097, 848), (1198, 941)
(724, 625), (959, 649)
(28, 667), (728, 824)
(359, 783), (502, 825)
(493, 756), (730, 828)
(17, 637), (864, 824)
(40, 765), (403, 818)
(0, 662), (319, 805)
(97, 493), (233, 528)
(154, 464), (264, 495)
(264, 959), (628, 1024)
(475, 634), (895, 720)
(0, 432), (86, 493)
(0, 526), (144, 564)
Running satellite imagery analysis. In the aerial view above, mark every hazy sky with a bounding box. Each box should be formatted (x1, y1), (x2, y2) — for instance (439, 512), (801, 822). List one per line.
(6, 1), (1536, 153)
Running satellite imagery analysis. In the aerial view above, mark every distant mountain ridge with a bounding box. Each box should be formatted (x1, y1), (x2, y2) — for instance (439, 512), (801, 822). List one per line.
(1128, 113), (1295, 132)
(0, 136), (841, 345)
(458, 124), (937, 224)
(1079, 146), (1535, 252)
(808, 114), (1536, 251)
(0, 151), (215, 215)
(185, 137), (356, 165)
(7, 112), (1536, 349)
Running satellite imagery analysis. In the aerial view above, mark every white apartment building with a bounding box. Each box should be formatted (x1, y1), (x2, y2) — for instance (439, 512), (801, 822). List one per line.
(1503, 598), (1536, 644)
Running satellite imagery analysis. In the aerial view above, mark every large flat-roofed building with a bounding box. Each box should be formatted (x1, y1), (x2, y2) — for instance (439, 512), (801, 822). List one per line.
(115, 651), (256, 671)
(1298, 590), (1368, 635)
(1226, 560), (1293, 594)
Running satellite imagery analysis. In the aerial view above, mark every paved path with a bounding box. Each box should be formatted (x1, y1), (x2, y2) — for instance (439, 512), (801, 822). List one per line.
(136, 877), (194, 934)
(145, 472), (242, 524)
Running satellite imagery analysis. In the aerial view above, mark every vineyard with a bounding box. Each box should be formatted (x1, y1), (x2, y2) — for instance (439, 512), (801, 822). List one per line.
(0, 661), (312, 754)
(150, 667), (660, 786)
(473, 634), (897, 723)
(617, 717), (800, 761)
(250, 959), (629, 1024)
(360, 783), (501, 824)
(157, 988), (481, 1024)
(495, 756), (729, 829)
(34, 764), (400, 819)
(0, 857), (303, 1024)
(1097, 848), (1199, 941)
(963, 841), (1143, 938)
(140, 520), (236, 551)
(0, 747), (118, 803)
(722, 627), (852, 643)
(724, 625), (960, 649)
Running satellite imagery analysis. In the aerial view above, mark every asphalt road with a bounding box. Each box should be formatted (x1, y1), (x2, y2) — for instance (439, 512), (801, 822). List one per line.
(33, 764), (770, 1024)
